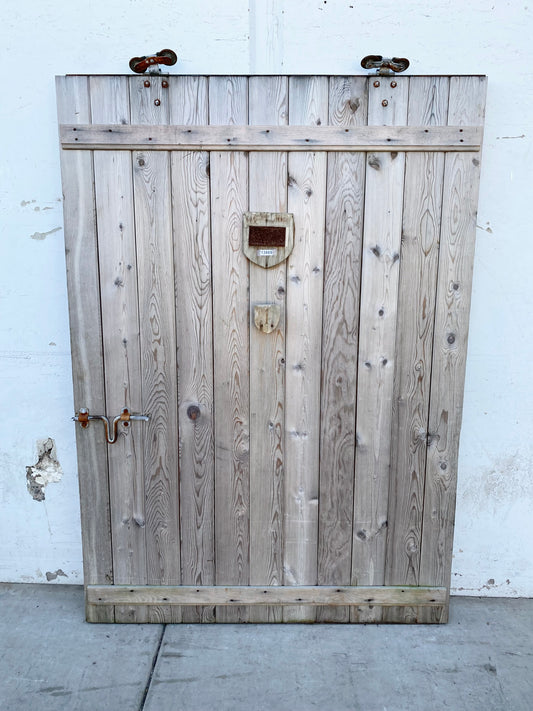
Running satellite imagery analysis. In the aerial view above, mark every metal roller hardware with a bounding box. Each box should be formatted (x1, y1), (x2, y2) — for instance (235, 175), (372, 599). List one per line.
(73, 407), (150, 445)
(360, 55), (410, 75)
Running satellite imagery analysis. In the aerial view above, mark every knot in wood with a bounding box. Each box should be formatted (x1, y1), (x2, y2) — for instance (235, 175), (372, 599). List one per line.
(187, 404), (201, 421)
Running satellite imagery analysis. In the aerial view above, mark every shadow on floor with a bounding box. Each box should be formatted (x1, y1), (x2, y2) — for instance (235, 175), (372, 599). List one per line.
(1, 584), (531, 711)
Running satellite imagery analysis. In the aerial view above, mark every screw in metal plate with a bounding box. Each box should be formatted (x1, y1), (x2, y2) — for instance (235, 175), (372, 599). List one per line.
(391, 81), (397, 88)
(382, 99), (388, 107)
(162, 80), (169, 88)
(154, 99), (161, 106)
(373, 80), (380, 87)
(144, 80), (150, 87)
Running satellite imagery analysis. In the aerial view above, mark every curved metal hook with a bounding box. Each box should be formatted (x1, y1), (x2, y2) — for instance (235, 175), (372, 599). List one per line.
(73, 407), (150, 444)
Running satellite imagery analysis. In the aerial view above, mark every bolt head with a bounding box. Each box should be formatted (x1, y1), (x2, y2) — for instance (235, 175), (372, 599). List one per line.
(373, 80), (380, 87)
(382, 99), (388, 107)
(144, 80), (150, 87)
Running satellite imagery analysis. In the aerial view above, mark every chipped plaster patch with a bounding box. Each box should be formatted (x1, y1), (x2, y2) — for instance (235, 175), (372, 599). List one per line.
(26, 438), (63, 501)
(45, 569), (68, 581)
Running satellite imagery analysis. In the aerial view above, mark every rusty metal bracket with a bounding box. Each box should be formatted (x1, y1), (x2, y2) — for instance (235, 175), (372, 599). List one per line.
(129, 49), (177, 74)
(361, 55), (410, 75)
(73, 407), (150, 445)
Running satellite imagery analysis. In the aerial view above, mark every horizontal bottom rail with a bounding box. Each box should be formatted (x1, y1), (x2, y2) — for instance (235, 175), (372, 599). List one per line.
(87, 584), (446, 607)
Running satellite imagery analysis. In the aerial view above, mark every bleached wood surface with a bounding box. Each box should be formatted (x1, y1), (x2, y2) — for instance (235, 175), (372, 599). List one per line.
(88, 584), (446, 607)
(89, 76), (147, 623)
(56, 75), (113, 623)
(351, 77), (409, 623)
(317, 76), (367, 622)
(170, 76), (215, 623)
(60, 123), (482, 151)
(58, 75), (485, 624)
(209, 77), (251, 623)
(248, 76), (288, 622)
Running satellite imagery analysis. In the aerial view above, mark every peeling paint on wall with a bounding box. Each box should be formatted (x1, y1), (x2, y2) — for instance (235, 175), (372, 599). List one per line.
(30, 226), (62, 241)
(45, 569), (68, 581)
(26, 438), (63, 501)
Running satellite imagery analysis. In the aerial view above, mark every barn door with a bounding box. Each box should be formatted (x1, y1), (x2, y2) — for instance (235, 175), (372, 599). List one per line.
(57, 74), (486, 624)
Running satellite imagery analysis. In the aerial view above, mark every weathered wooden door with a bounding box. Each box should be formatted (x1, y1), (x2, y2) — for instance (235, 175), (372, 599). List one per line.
(57, 74), (486, 623)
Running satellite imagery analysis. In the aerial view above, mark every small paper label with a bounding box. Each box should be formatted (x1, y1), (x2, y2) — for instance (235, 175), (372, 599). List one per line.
(257, 248), (277, 257)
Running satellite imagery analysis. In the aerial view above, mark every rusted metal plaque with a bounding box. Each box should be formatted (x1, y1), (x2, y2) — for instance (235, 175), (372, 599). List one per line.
(243, 212), (294, 268)
(249, 225), (287, 248)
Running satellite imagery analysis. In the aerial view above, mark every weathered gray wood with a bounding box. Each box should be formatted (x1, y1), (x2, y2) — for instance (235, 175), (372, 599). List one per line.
(89, 76), (148, 623)
(384, 77), (449, 624)
(88, 584), (446, 607)
(59, 75), (487, 626)
(419, 76), (487, 623)
(209, 76), (250, 623)
(284, 76), (329, 622)
(248, 76), (288, 623)
(129, 75), (181, 623)
(56, 75), (114, 623)
(317, 77), (367, 622)
(351, 77), (409, 623)
(60, 123), (482, 151)
(170, 76), (215, 623)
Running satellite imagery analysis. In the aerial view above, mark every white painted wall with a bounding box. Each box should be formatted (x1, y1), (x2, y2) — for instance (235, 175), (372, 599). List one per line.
(0, 0), (531, 596)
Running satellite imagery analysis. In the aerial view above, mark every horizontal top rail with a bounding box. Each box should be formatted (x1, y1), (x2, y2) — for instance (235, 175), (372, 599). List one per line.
(60, 124), (482, 152)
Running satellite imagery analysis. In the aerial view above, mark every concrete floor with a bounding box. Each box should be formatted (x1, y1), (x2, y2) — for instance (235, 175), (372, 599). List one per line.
(0, 585), (531, 711)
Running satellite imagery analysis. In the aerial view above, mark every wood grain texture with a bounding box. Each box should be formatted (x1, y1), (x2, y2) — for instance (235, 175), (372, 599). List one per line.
(129, 75), (180, 623)
(283, 76), (329, 622)
(88, 584), (446, 608)
(60, 123), (482, 152)
(170, 76), (215, 623)
(209, 77), (250, 622)
(317, 77), (367, 622)
(351, 77), (409, 623)
(60, 74), (487, 625)
(90, 76), (148, 623)
(384, 77), (449, 624)
(248, 76), (288, 622)
(419, 76), (487, 623)
(56, 76), (114, 623)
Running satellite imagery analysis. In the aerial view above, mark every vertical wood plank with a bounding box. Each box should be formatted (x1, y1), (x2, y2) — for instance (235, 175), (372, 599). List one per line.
(129, 75), (181, 623)
(209, 76), (250, 623)
(283, 76), (329, 622)
(56, 76), (114, 623)
(384, 77), (449, 623)
(419, 76), (487, 623)
(351, 77), (409, 623)
(90, 76), (147, 623)
(170, 76), (215, 623)
(316, 77), (367, 622)
(248, 76), (288, 623)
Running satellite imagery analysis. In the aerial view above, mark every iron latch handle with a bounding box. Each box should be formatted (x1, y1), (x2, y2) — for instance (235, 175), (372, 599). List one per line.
(73, 407), (150, 445)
